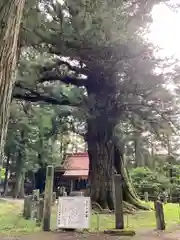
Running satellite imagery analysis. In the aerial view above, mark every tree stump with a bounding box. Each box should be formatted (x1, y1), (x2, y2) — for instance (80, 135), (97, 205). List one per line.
(114, 174), (124, 229)
(43, 165), (54, 231)
(36, 198), (44, 226)
(154, 200), (165, 230)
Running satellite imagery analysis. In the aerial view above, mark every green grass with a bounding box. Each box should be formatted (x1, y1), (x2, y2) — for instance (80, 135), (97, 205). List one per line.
(90, 202), (180, 231)
(0, 200), (180, 236)
(0, 200), (40, 236)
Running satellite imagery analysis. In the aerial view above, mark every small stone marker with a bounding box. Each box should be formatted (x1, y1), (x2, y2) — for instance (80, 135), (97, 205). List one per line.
(36, 198), (44, 226)
(31, 189), (40, 219)
(23, 196), (28, 218)
(23, 195), (33, 219)
(57, 186), (66, 197)
(144, 192), (149, 202)
(154, 200), (165, 230)
(52, 192), (56, 205)
(114, 174), (124, 229)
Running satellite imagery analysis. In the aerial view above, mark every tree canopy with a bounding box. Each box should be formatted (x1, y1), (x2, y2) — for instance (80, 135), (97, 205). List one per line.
(1, 0), (180, 209)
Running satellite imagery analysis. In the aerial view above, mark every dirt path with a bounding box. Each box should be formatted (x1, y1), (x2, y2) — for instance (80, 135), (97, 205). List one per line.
(2, 230), (180, 240)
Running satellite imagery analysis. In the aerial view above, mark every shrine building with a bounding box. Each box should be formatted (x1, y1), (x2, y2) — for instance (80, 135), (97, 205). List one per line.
(54, 152), (89, 194)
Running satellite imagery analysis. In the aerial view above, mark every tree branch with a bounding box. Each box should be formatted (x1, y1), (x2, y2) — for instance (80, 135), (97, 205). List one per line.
(13, 93), (72, 105)
(39, 73), (86, 87)
(13, 83), (75, 106)
(39, 59), (88, 87)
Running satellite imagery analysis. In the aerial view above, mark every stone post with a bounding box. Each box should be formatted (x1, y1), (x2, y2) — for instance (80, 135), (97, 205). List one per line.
(36, 198), (44, 226)
(144, 192), (149, 202)
(154, 200), (165, 230)
(114, 174), (124, 229)
(23, 195), (32, 219)
(31, 189), (40, 219)
(43, 165), (54, 231)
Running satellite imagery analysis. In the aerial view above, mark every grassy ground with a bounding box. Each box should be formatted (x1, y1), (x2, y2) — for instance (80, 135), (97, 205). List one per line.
(0, 200), (40, 236)
(90, 203), (180, 231)
(0, 200), (180, 236)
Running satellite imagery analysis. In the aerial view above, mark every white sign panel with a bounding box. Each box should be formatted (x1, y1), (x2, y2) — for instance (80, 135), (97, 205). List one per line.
(57, 196), (91, 229)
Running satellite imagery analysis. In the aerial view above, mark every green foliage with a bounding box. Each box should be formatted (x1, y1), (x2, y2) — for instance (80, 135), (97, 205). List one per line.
(130, 166), (180, 199)
(5, 100), (85, 178)
(14, 0), (179, 146)
(130, 167), (170, 196)
(0, 168), (5, 180)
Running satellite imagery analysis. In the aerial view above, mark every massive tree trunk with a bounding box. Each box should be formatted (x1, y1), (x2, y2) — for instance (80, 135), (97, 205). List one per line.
(86, 79), (148, 210)
(0, 0), (25, 165)
(87, 118), (115, 209)
(87, 118), (148, 210)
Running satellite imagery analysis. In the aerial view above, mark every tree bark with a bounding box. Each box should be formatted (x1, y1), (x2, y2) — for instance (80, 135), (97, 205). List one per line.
(134, 130), (144, 167)
(3, 154), (10, 196)
(13, 156), (24, 198)
(87, 116), (115, 210)
(87, 118), (148, 210)
(13, 129), (26, 198)
(0, 0), (25, 165)
(19, 171), (25, 198)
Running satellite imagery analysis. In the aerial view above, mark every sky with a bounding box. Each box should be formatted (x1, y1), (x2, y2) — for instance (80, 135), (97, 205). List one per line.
(148, 2), (180, 155)
(148, 2), (180, 59)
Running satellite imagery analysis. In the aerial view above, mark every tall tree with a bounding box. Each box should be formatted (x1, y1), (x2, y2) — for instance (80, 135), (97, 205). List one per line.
(0, 0), (25, 165)
(11, 0), (179, 209)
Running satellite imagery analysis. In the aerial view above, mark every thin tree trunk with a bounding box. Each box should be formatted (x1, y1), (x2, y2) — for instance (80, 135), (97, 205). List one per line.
(13, 129), (26, 198)
(13, 156), (23, 198)
(167, 133), (172, 157)
(0, 0), (25, 165)
(19, 171), (25, 198)
(3, 154), (10, 196)
(134, 130), (144, 167)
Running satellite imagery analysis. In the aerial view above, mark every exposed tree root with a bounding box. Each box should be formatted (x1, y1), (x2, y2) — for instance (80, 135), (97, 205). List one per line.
(92, 201), (139, 214)
(121, 162), (149, 211)
(91, 163), (149, 213)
